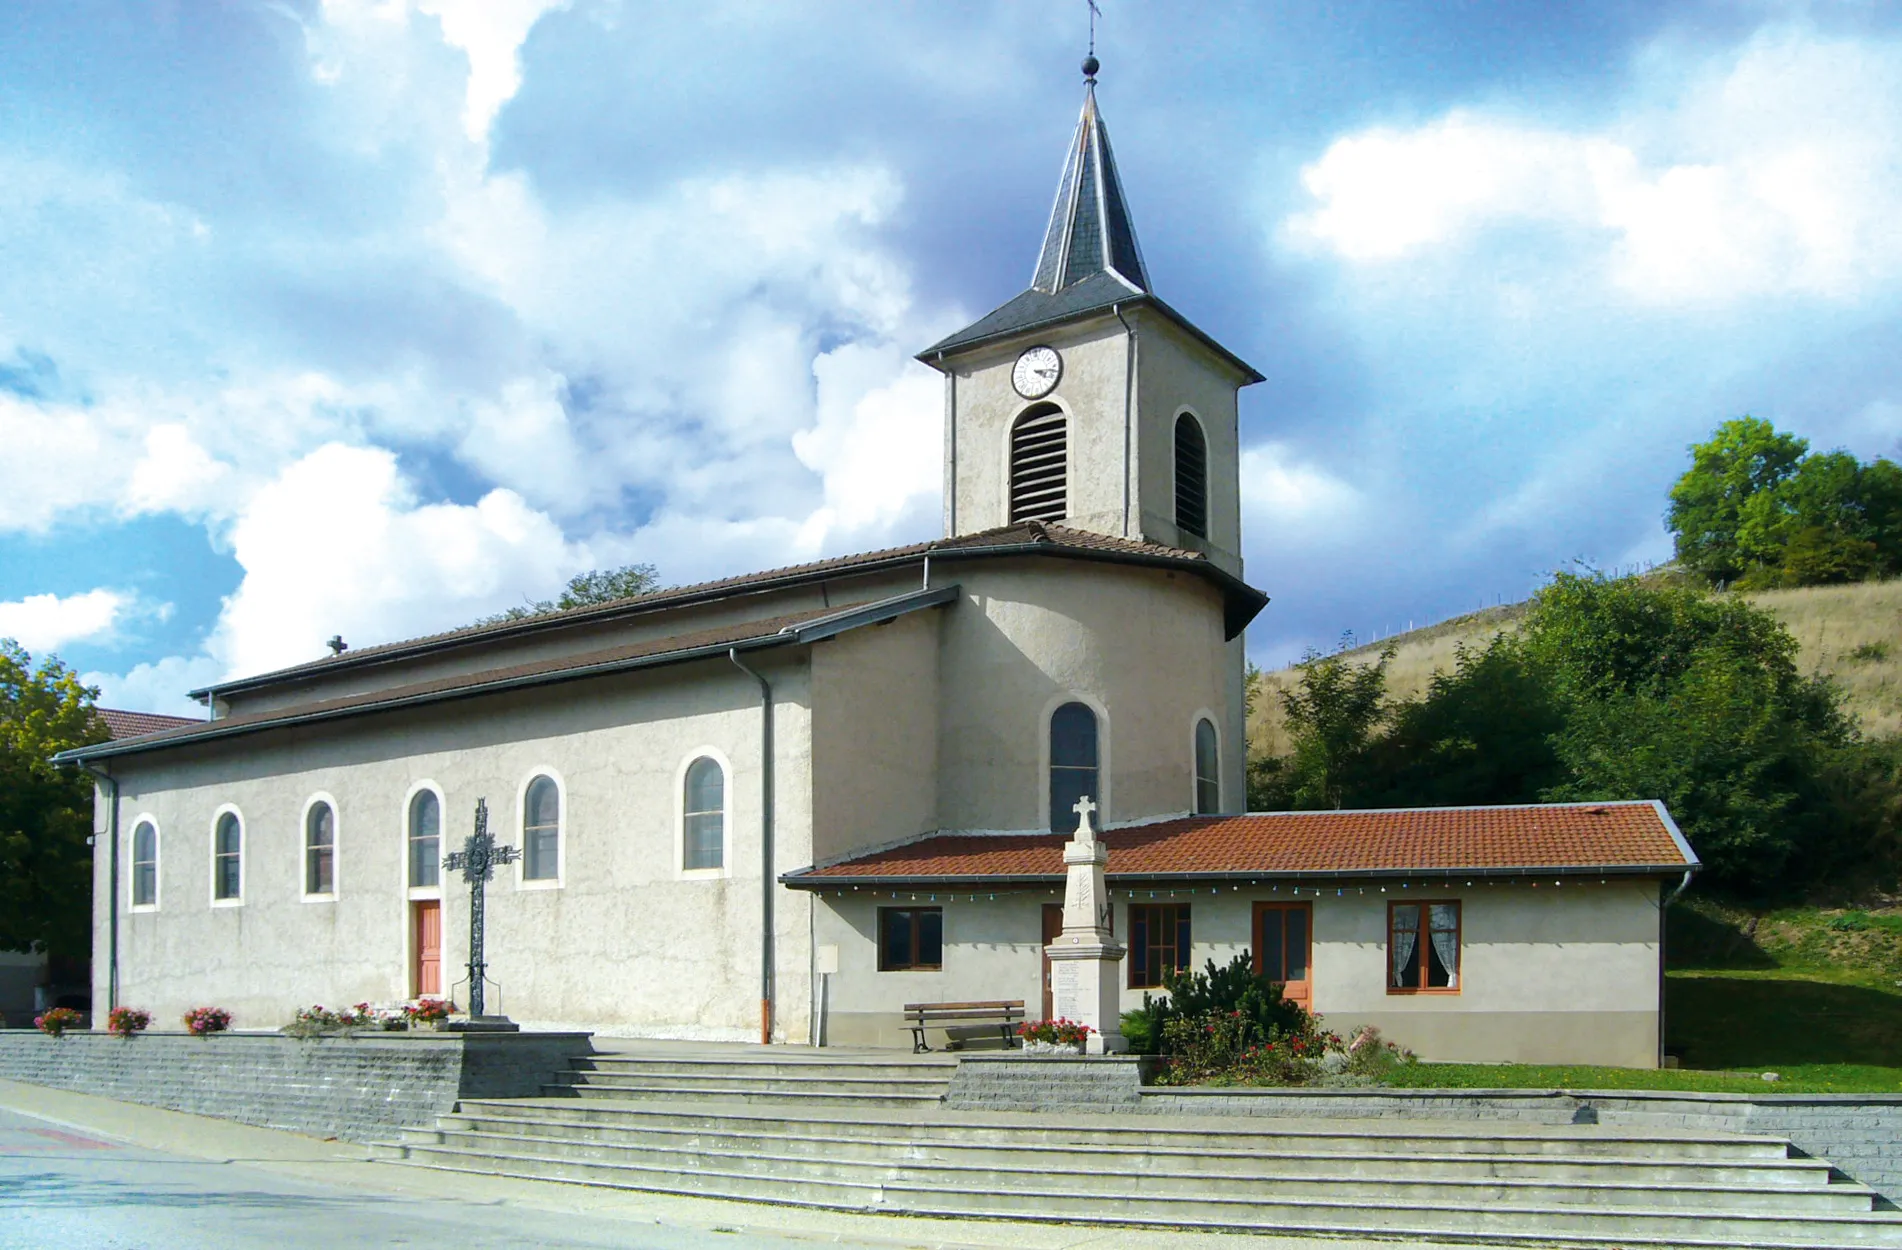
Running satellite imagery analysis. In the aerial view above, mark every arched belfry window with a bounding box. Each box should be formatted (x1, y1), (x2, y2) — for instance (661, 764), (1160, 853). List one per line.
(1194, 719), (1220, 815)
(1175, 413), (1208, 538)
(1010, 404), (1068, 523)
(1049, 701), (1100, 833)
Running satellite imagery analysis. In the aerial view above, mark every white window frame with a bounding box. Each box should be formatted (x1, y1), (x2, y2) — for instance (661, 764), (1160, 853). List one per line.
(676, 747), (733, 879)
(515, 767), (565, 890)
(1000, 398), (1073, 528)
(1039, 691), (1110, 832)
(402, 780), (446, 902)
(1190, 710), (1222, 815)
(209, 804), (245, 908)
(128, 813), (161, 913)
(300, 792), (340, 902)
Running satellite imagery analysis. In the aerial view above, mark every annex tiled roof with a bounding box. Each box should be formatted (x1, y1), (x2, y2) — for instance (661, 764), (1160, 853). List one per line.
(61, 592), (954, 764)
(193, 521), (1260, 700)
(97, 708), (199, 740)
(784, 802), (1697, 885)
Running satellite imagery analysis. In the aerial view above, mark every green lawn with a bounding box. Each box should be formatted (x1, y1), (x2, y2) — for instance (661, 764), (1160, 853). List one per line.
(1385, 1062), (1902, 1094)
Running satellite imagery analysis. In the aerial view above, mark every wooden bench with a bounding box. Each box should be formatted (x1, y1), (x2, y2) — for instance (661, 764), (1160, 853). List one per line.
(903, 1000), (1025, 1053)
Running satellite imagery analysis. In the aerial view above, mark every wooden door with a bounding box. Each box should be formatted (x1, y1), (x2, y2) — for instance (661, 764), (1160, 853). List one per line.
(1040, 904), (1063, 1020)
(1253, 902), (1312, 1010)
(413, 900), (441, 997)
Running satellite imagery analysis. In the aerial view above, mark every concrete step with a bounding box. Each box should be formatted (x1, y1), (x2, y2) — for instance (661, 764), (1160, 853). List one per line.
(428, 1111), (1837, 1188)
(554, 1070), (950, 1095)
(575, 1056), (956, 1080)
(404, 1128), (1876, 1214)
(460, 1097), (1800, 1162)
(550, 1082), (946, 1107)
(386, 1141), (1902, 1248)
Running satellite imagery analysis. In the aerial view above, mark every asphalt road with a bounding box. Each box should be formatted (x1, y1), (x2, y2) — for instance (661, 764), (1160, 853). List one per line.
(0, 1107), (869, 1250)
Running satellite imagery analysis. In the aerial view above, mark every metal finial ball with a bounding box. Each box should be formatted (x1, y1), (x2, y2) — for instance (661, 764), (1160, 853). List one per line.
(1081, 55), (1099, 80)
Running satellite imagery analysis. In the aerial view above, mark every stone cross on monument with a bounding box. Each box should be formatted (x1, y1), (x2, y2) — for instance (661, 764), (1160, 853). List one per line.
(442, 798), (520, 1028)
(1042, 795), (1127, 1053)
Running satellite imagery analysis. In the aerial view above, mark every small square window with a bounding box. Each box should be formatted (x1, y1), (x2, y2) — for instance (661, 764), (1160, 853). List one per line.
(1389, 900), (1460, 992)
(879, 908), (942, 971)
(1128, 903), (1191, 989)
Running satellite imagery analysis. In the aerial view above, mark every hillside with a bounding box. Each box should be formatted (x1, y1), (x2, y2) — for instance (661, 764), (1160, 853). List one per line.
(1248, 578), (1902, 759)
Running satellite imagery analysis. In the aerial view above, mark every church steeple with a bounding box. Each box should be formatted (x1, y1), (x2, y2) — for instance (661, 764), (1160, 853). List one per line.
(1030, 63), (1149, 295)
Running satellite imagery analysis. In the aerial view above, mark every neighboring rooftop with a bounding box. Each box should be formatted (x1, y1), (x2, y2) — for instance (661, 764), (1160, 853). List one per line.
(783, 801), (1698, 885)
(97, 708), (198, 740)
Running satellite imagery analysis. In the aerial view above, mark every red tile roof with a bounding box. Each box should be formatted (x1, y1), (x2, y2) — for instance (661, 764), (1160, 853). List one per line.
(786, 802), (1696, 884)
(97, 709), (199, 740)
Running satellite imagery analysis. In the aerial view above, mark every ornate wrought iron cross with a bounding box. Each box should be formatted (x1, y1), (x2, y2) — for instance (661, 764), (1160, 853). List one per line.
(443, 798), (518, 1018)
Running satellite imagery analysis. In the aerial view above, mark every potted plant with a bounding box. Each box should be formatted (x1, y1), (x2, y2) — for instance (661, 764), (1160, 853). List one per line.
(34, 1007), (84, 1038)
(106, 1007), (152, 1039)
(405, 998), (456, 1030)
(183, 1006), (231, 1036)
(1016, 1017), (1094, 1055)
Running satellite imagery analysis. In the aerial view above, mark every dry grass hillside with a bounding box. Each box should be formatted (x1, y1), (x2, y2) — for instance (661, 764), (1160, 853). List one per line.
(1248, 579), (1902, 760)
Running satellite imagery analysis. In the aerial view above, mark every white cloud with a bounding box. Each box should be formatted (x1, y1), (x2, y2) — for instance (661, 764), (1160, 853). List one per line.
(793, 343), (944, 542)
(84, 655), (223, 719)
(417, 0), (566, 141)
(1284, 28), (1902, 304)
(123, 423), (233, 517)
(0, 588), (128, 655)
(1239, 444), (1359, 530)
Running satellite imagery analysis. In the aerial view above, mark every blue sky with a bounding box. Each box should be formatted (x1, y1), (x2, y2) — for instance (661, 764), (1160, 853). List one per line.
(3, 1), (1900, 714)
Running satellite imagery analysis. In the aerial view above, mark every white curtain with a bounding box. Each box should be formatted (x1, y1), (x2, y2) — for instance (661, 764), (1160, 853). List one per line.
(1429, 903), (1459, 989)
(1390, 906), (1419, 987)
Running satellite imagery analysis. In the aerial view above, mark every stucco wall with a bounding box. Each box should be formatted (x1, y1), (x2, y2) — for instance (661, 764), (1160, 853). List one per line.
(1131, 310), (1246, 573)
(815, 881), (1662, 1066)
(94, 651), (817, 1044)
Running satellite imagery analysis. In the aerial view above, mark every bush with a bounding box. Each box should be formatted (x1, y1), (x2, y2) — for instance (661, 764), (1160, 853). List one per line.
(1017, 1018), (1092, 1046)
(284, 1002), (382, 1038)
(1125, 953), (1309, 1055)
(182, 1006), (231, 1036)
(34, 1007), (83, 1037)
(405, 998), (455, 1025)
(106, 1007), (151, 1039)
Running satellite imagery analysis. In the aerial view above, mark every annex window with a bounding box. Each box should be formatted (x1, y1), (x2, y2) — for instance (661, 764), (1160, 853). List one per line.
(213, 812), (242, 901)
(1129, 903), (1191, 989)
(1390, 901), (1460, 992)
(1009, 404), (1068, 523)
(408, 789), (441, 889)
(131, 820), (158, 908)
(523, 774), (561, 881)
(1254, 902), (1312, 1008)
(1174, 413), (1207, 538)
(1193, 718), (1220, 815)
(879, 907), (943, 971)
(683, 756), (725, 871)
(304, 801), (336, 896)
(1049, 701), (1099, 833)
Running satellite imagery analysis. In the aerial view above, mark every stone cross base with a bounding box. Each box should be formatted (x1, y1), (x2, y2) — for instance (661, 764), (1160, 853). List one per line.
(1044, 937), (1128, 1054)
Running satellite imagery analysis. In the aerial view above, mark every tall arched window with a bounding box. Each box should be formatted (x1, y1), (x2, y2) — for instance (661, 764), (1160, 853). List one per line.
(1174, 413), (1208, 538)
(213, 811), (242, 901)
(408, 790), (441, 888)
(1010, 404), (1068, 523)
(683, 757), (725, 871)
(1194, 719), (1220, 815)
(1049, 701), (1100, 833)
(523, 775), (561, 881)
(131, 820), (158, 908)
(305, 801), (336, 896)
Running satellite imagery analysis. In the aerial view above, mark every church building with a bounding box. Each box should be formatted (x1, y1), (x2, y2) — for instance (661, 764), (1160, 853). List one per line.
(61, 67), (1695, 1068)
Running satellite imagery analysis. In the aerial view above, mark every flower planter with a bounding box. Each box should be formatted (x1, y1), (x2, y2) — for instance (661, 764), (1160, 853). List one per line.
(1021, 1039), (1085, 1056)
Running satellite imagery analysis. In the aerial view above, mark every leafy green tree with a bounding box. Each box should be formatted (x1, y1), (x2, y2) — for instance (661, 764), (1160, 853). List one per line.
(1249, 642), (1390, 810)
(1735, 451), (1902, 587)
(1667, 417), (1807, 584)
(0, 641), (108, 958)
(476, 563), (661, 626)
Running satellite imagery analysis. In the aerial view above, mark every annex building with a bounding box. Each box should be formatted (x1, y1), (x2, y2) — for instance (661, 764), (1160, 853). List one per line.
(60, 72), (1696, 1067)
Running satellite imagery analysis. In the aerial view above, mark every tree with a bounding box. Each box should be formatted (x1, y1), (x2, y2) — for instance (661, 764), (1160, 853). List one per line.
(1248, 642), (1390, 810)
(1667, 417), (1807, 584)
(475, 563), (661, 626)
(0, 641), (108, 959)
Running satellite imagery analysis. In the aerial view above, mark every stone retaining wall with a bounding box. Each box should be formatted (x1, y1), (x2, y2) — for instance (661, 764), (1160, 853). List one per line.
(0, 1029), (591, 1142)
(947, 1057), (1902, 1203)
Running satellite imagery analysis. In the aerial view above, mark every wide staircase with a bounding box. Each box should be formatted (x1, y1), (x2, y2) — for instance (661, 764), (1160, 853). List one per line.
(374, 1045), (1902, 1249)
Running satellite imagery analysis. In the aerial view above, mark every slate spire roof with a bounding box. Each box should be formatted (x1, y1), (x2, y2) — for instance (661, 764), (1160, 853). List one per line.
(1029, 79), (1149, 295)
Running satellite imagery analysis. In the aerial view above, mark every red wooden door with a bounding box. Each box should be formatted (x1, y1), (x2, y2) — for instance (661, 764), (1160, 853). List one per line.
(1253, 902), (1312, 1010)
(1040, 904), (1063, 1019)
(413, 901), (441, 997)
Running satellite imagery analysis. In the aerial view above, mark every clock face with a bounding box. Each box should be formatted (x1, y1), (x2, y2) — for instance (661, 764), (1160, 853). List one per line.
(1012, 345), (1062, 399)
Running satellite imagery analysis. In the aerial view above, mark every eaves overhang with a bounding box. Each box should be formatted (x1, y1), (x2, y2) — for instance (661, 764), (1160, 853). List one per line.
(781, 862), (1697, 890)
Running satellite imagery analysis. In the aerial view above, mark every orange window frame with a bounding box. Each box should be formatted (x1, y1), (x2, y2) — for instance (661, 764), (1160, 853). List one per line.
(1387, 899), (1461, 995)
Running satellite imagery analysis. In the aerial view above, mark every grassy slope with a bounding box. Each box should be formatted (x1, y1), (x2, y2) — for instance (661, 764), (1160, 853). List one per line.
(1248, 578), (1902, 758)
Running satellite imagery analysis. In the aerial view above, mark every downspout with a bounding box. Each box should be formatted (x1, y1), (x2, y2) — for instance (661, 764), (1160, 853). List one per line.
(1113, 304), (1136, 538)
(1657, 868), (1695, 1068)
(729, 648), (775, 1045)
(941, 355), (957, 536)
(84, 763), (120, 1014)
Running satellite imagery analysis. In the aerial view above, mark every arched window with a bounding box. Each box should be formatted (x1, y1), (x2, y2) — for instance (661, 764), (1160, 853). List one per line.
(1175, 413), (1208, 538)
(1010, 404), (1068, 523)
(131, 820), (158, 907)
(408, 790), (441, 889)
(1049, 701), (1100, 833)
(305, 801), (336, 896)
(1194, 719), (1220, 815)
(213, 812), (242, 901)
(523, 775), (561, 881)
(683, 757), (725, 871)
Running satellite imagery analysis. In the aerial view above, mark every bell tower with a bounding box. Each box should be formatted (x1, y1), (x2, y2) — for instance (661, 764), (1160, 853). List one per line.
(917, 57), (1262, 577)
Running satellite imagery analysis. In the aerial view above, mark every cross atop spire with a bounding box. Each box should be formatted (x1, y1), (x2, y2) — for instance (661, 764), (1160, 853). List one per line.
(1029, 68), (1150, 295)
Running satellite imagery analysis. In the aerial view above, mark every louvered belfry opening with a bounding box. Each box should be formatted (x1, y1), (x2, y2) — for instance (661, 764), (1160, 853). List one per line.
(1175, 413), (1208, 538)
(1010, 404), (1068, 523)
